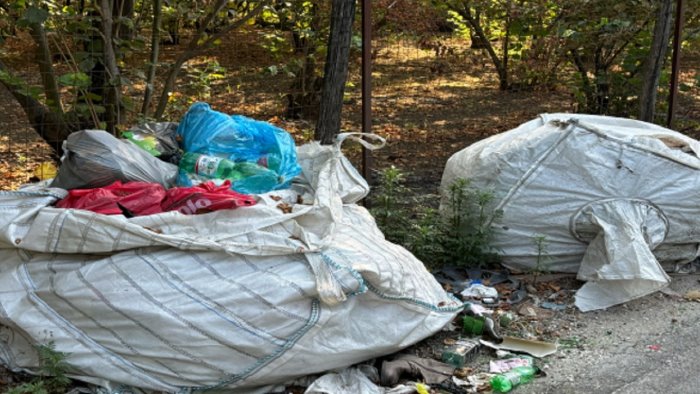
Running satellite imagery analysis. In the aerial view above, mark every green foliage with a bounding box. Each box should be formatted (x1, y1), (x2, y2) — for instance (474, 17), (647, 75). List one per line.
(438, 178), (502, 268)
(371, 167), (501, 269)
(371, 165), (412, 245)
(7, 342), (71, 394)
(531, 234), (551, 283)
(557, 0), (657, 115)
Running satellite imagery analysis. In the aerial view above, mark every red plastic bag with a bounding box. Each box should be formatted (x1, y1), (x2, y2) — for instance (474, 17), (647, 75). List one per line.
(56, 181), (166, 216)
(161, 180), (257, 215)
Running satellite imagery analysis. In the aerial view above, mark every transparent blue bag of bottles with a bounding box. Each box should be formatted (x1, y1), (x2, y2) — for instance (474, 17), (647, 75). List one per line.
(177, 102), (302, 193)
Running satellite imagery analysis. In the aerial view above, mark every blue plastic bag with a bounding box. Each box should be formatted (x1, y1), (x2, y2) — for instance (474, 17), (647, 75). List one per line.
(177, 102), (302, 192)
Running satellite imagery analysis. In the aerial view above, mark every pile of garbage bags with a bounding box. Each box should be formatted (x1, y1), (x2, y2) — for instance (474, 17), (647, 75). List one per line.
(0, 105), (461, 392)
(442, 113), (700, 311)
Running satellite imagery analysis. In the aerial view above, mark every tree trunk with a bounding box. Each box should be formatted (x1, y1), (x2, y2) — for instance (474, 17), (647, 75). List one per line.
(28, 22), (63, 113)
(639, 0), (674, 122)
(0, 60), (76, 157)
(314, 0), (356, 144)
(141, 0), (162, 117)
(469, 9), (488, 49)
(113, 0), (134, 41)
(100, 0), (122, 135)
(459, 5), (508, 90)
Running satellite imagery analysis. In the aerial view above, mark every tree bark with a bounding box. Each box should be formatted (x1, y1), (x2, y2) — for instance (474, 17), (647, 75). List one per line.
(141, 0), (161, 117)
(639, 0), (674, 122)
(459, 4), (508, 90)
(314, 0), (356, 144)
(28, 22), (63, 113)
(0, 60), (76, 156)
(99, 0), (122, 135)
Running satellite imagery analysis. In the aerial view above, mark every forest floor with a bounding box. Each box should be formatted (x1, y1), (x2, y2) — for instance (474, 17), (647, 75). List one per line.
(1, 30), (700, 393)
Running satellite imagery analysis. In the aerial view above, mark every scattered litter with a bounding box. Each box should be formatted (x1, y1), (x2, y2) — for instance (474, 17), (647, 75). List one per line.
(490, 365), (537, 393)
(480, 336), (558, 358)
(442, 339), (480, 368)
(304, 367), (382, 394)
(489, 356), (534, 373)
(684, 290), (700, 301)
(415, 383), (430, 394)
(380, 354), (454, 386)
(540, 301), (567, 311)
(646, 344), (662, 352)
(467, 303), (492, 316)
(498, 312), (515, 328)
(467, 372), (496, 391)
(385, 383), (420, 394)
(461, 283), (498, 302)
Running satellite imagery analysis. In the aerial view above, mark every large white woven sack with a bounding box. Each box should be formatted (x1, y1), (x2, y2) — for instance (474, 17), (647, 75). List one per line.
(0, 134), (461, 393)
(441, 114), (700, 311)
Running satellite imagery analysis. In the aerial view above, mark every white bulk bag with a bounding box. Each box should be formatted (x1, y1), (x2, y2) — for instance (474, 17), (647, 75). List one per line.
(0, 134), (460, 393)
(441, 114), (700, 311)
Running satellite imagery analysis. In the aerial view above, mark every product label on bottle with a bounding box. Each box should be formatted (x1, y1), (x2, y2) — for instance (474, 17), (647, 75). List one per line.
(195, 155), (222, 177)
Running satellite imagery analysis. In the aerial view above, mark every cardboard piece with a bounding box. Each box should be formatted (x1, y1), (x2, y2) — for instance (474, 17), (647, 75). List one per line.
(480, 336), (557, 358)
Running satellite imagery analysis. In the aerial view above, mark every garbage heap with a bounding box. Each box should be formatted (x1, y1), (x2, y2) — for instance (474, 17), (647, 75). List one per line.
(0, 103), (461, 393)
(442, 113), (700, 311)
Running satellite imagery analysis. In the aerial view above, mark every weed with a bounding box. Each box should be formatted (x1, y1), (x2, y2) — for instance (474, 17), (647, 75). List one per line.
(371, 167), (501, 269)
(438, 178), (502, 268)
(531, 234), (551, 284)
(371, 166), (412, 245)
(7, 342), (71, 394)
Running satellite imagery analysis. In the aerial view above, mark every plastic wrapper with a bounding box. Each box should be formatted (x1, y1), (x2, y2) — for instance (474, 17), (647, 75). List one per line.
(55, 180), (256, 216)
(121, 122), (181, 163)
(56, 181), (166, 216)
(177, 102), (301, 192)
(50, 129), (178, 189)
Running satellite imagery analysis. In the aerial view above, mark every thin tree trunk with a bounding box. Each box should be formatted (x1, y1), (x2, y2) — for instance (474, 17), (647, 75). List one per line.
(99, 0), (122, 134)
(141, 0), (161, 117)
(154, 1), (267, 119)
(315, 0), (356, 144)
(460, 5), (508, 90)
(501, 3), (511, 91)
(639, 0), (674, 122)
(0, 60), (74, 156)
(28, 22), (63, 113)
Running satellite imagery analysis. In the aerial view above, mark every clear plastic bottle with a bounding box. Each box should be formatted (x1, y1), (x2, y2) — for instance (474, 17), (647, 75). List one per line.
(490, 365), (537, 393)
(179, 152), (243, 180)
(179, 152), (281, 194)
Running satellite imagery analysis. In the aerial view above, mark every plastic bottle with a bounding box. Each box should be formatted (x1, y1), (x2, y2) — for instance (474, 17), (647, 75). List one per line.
(179, 152), (243, 180)
(179, 152), (281, 194)
(490, 366), (537, 393)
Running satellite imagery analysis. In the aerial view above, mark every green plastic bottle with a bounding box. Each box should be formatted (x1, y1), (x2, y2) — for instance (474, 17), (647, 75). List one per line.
(490, 366), (537, 393)
(179, 152), (281, 194)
